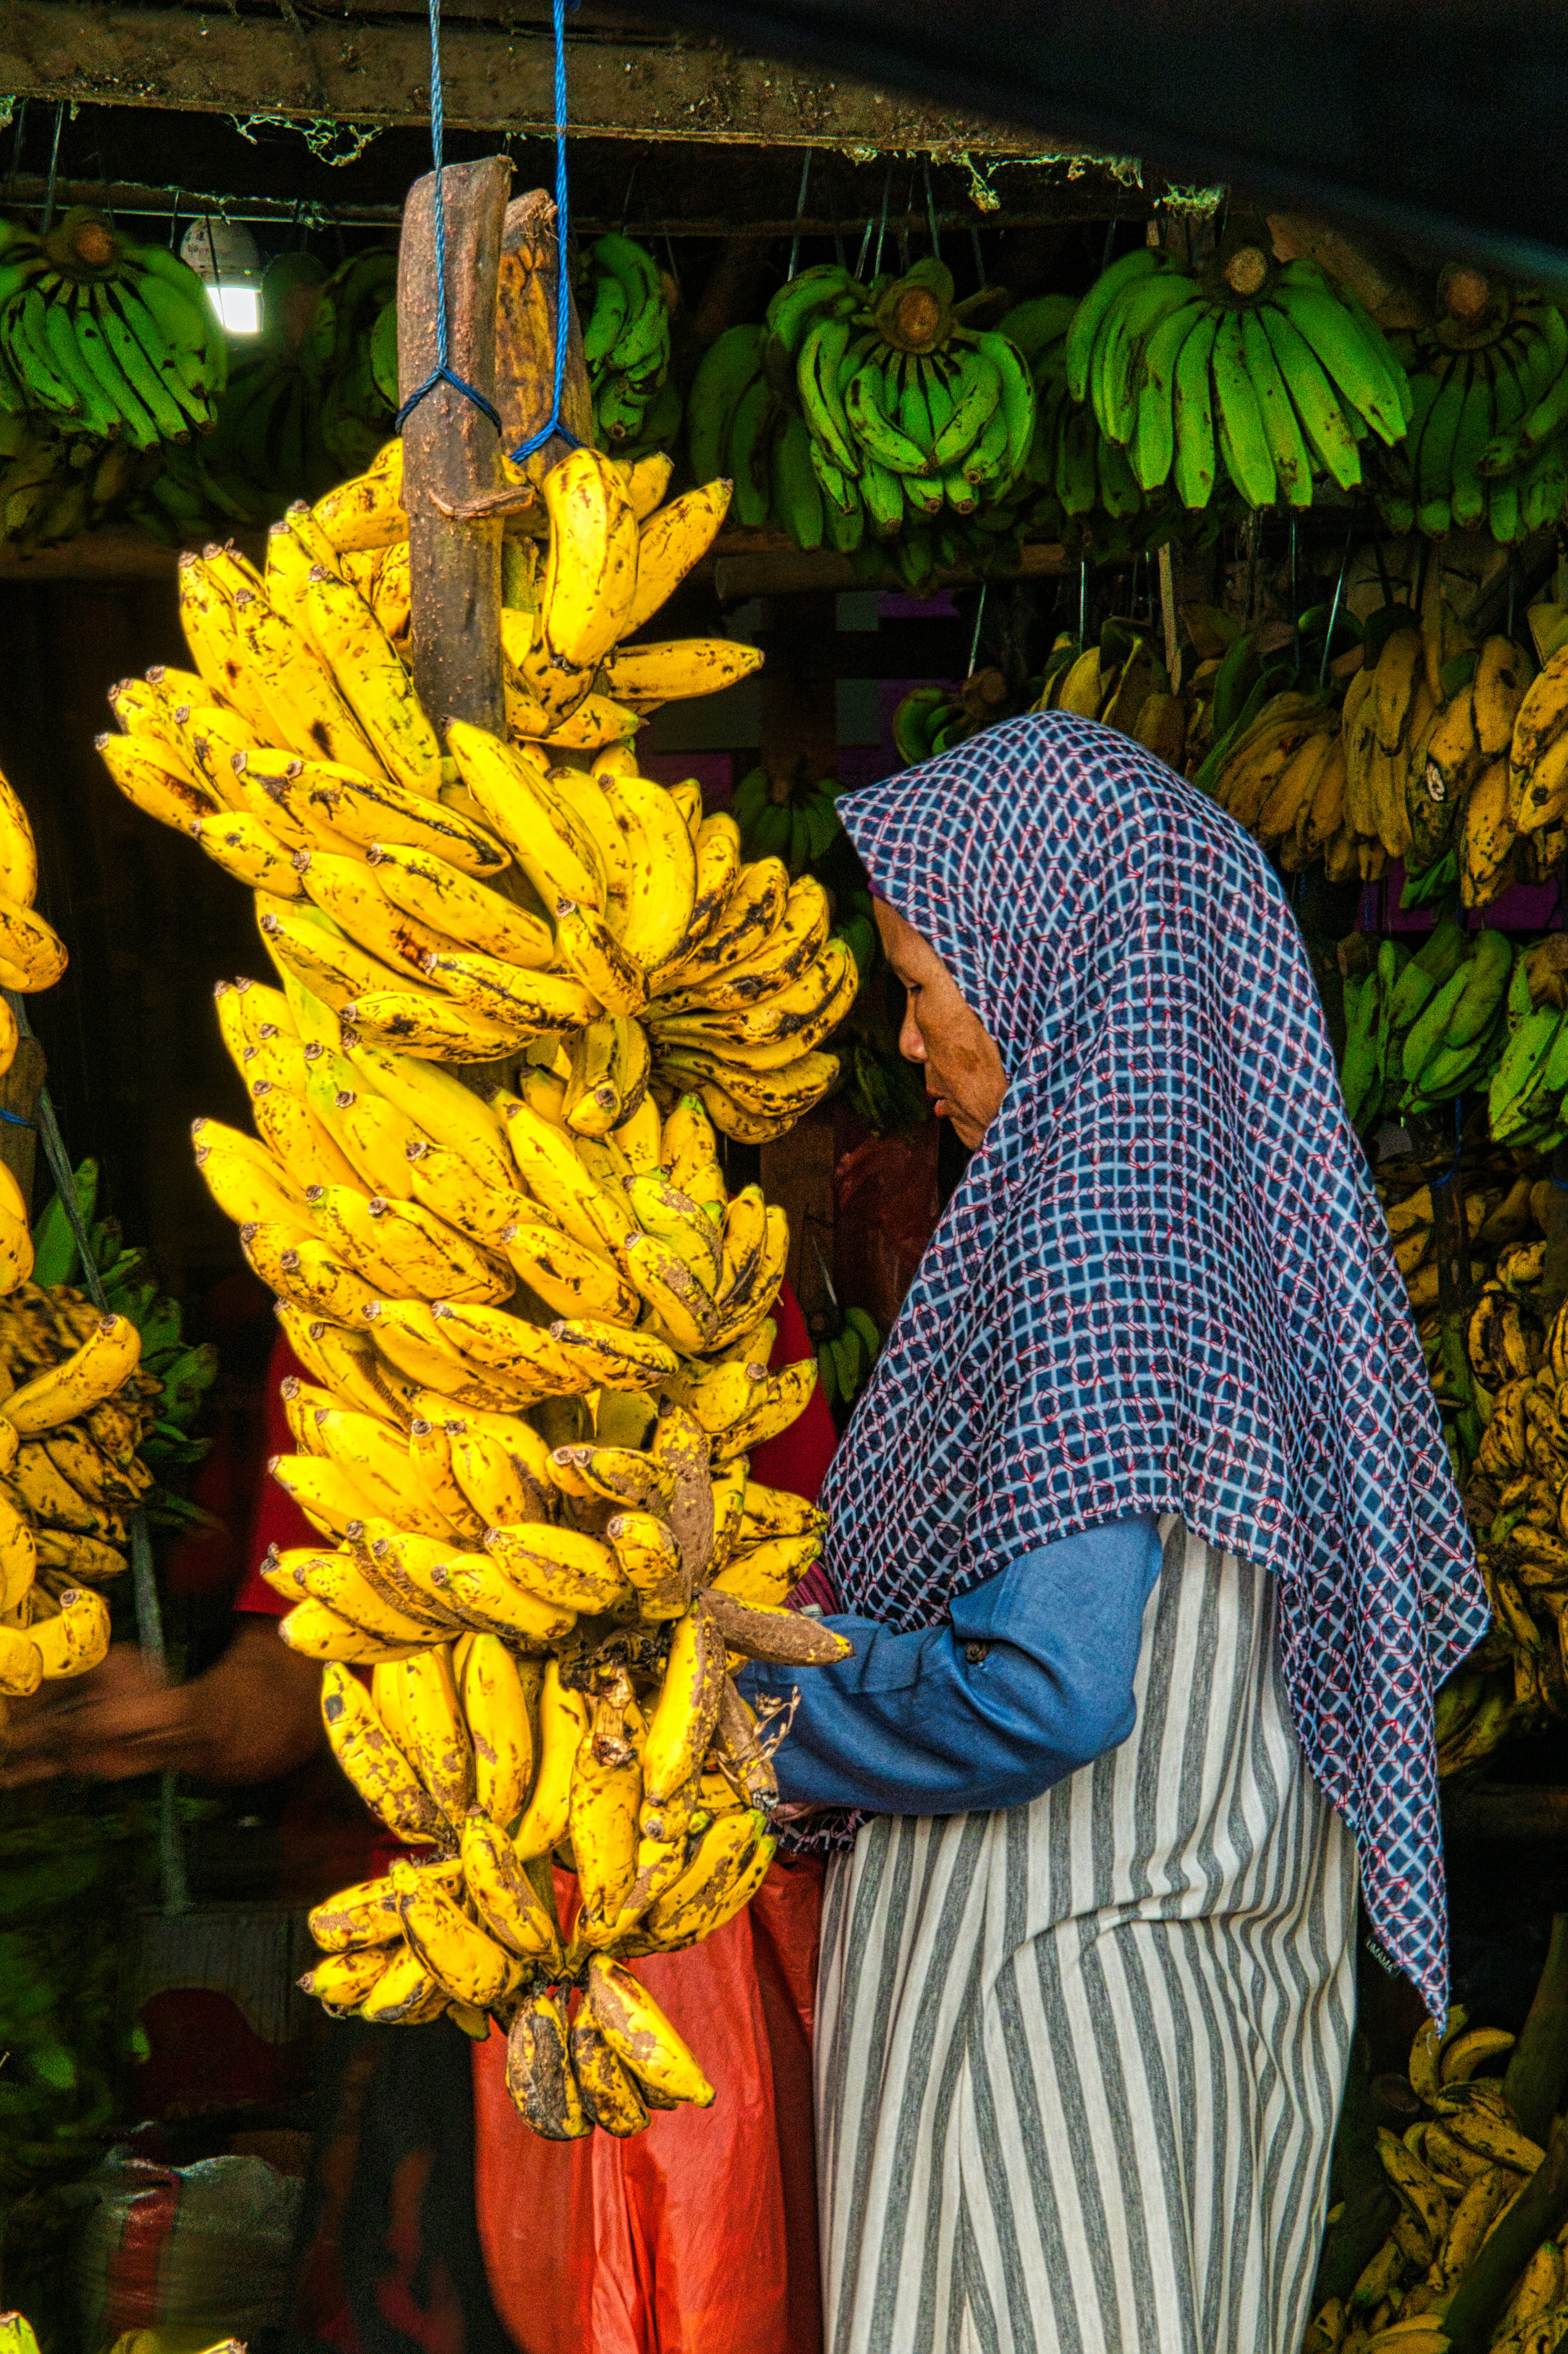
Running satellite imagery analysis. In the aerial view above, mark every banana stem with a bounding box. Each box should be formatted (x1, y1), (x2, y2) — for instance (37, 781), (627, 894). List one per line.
(1503, 1913), (1568, 2145)
(1442, 2115), (1568, 2354)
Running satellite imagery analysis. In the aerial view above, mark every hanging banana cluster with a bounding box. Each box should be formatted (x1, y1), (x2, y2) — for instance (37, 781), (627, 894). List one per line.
(1069, 226), (1411, 512)
(185, 960), (843, 2131)
(0, 207), (225, 450)
(141, 249), (398, 544)
(96, 436), (857, 1140)
(579, 234), (681, 457)
(1374, 268), (1568, 544)
(94, 413), (872, 2129)
(1302, 1999), (1568, 2354)
(0, 772), (175, 1703)
(686, 258), (1034, 593)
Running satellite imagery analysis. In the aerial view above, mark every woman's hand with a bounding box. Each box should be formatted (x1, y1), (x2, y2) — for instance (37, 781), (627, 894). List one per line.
(0, 1620), (326, 1786)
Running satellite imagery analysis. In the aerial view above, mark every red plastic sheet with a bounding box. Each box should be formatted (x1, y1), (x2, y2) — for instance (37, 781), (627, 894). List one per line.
(472, 1853), (825, 2354)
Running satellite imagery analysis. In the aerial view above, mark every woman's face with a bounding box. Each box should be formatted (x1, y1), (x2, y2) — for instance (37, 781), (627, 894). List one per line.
(873, 900), (1008, 1149)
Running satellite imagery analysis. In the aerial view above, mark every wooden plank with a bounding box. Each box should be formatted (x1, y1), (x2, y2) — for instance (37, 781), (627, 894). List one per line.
(0, 175), (1151, 237)
(0, 523), (1073, 592)
(398, 156), (511, 735)
(0, 1036), (46, 1208)
(0, 529), (181, 582)
(0, 0), (1105, 155)
(713, 536), (1070, 602)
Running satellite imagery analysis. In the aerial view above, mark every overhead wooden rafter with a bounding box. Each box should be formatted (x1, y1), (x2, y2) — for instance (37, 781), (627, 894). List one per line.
(0, 0), (1147, 166)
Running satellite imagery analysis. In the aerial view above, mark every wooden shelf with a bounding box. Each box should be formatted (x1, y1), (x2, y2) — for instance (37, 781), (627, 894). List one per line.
(0, 521), (1072, 592)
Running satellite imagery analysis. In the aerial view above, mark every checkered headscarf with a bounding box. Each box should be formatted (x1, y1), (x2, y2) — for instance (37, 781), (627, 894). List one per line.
(819, 713), (1485, 2016)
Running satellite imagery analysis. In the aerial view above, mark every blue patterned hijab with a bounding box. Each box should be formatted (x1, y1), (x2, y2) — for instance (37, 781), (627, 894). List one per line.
(822, 712), (1485, 2015)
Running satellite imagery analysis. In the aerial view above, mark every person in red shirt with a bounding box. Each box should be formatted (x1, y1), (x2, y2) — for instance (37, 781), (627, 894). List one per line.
(4, 1283), (836, 2354)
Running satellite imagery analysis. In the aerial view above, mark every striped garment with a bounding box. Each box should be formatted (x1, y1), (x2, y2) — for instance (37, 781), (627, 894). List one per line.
(814, 1519), (1356, 2354)
(820, 715), (1484, 2014)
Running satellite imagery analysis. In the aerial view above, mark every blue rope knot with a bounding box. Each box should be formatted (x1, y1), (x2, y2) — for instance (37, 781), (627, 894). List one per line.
(509, 0), (584, 466)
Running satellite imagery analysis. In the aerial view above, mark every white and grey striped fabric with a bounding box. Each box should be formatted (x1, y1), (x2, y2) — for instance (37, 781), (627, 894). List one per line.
(814, 1518), (1358, 2354)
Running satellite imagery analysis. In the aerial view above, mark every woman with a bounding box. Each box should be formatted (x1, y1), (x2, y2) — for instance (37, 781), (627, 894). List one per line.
(740, 713), (1488, 2354)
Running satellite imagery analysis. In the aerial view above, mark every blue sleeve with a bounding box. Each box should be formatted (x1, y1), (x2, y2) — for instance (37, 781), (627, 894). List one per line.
(736, 1514), (1163, 1818)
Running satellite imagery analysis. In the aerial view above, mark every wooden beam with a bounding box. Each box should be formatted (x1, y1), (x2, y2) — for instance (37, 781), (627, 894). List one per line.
(0, 0), (1109, 156)
(712, 535), (1070, 602)
(398, 155), (511, 736)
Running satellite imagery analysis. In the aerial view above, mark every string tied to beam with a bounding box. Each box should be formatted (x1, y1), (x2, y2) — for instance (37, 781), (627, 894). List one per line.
(394, 0), (504, 437)
(508, 0), (584, 465)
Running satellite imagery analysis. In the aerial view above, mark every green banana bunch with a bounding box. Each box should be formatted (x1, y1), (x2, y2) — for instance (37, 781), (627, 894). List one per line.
(149, 251), (342, 532)
(817, 1306), (882, 1417)
(1399, 926), (1514, 1114)
(892, 684), (969, 766)
(0, 206), (226, 451)
(317, 246), (399, 474)
(0, 406), (147, 549)
(732, 765), (844, 871)
(1068, 220), (1411, 513)
(1374, 270), (1568, 543)
(580, 233), (679, 455)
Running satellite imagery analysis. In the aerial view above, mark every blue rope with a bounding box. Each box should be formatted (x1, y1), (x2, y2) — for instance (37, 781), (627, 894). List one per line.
(394, 0), (504, 437)
(509, 0), (584, 466)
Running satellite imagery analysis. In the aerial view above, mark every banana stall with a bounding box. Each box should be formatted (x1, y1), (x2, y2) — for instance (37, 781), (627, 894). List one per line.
(0, 3), (1561, 2350)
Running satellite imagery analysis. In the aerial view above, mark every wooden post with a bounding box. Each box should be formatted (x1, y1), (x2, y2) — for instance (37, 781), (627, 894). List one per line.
(0, 1034), (45, 1206)
(496, 191), (594, 465)
(397, 155), (511, 737)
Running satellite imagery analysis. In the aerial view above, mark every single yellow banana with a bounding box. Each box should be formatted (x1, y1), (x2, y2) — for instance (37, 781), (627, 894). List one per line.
(548, 1316), (681, 1392)
(570, 1724), (644, 1936)
(460, 1807), (561, 1960)
(381, 1646), (473, 1823)
(320, 1662), (448, 1844)
(569, 2015), (650, 2136)
(584, 1952), (715, 2107)
(194, 1118), (310, 1228)
(600, 769), (698, 973)
(460, 1635), (539, 1828)
(620, 481), (731, 639)
(342, 986), (525, 1062)
(506, 1984), (592, 2139)
(29, 1585), (112, 1678)
(606, 1509), (687, 1620)
(513, 1662), (592, 1859)
(539, 448), (641, 667)
(367, 841), (552, 967)
(641, 1604), (728, 1802)
(393, 1856), (520, 2009)
(436, 1551), (579, 1647)
(308, 1872), (405, 1954)
(500, 1218), (639, 1324)
(1, 1314), (141, 1436)
(280, 1595), (425, 1662)
(303, 565), (442, 797)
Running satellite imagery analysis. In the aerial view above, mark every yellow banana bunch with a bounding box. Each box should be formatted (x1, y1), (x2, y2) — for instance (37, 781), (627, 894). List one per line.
(103, 428), (861, 2132)
(1303, 1992), (1568, 2354)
